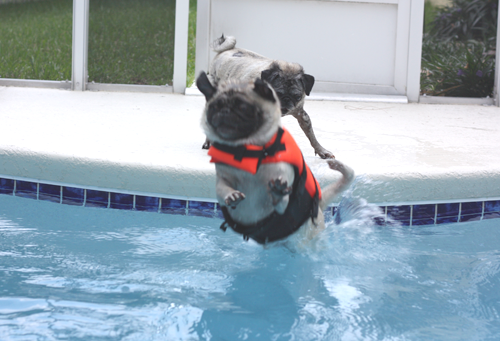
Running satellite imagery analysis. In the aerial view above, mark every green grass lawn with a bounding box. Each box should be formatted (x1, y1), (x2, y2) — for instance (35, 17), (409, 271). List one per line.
(0, 0), (197, 86)
(0, 0), (73, 81)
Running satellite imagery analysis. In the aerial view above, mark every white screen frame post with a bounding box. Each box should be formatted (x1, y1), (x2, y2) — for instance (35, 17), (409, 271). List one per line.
(495, 0), (500, 106)
(173, 0), (190, 93)
(72, 0), (89, 91)
(406, 0), (425, 103)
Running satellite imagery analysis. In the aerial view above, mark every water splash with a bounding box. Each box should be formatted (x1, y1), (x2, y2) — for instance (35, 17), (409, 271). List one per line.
(333, 175), (387, 227)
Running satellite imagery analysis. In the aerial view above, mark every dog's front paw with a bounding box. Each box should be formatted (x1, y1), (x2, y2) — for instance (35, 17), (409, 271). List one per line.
(269, 176), (292, 196)
(225, 191), (245, 209)
(315, 147), (335, 159)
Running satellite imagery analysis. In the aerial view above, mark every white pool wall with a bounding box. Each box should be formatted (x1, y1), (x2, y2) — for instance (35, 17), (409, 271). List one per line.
(1, 86), (500, 205)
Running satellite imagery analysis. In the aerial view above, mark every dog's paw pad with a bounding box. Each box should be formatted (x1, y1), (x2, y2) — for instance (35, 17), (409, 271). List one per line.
(316, 149), (335, 159)
(269, 177), (292, 195)
(225, 191), (245, 208)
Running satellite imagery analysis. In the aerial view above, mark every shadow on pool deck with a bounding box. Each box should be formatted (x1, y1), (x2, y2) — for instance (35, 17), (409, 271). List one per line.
(1, 86), (500, 205)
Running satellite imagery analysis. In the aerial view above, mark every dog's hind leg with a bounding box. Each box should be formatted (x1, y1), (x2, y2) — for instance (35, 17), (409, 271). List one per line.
(319, 159), (355, 211)
(293, 109), (335, 159)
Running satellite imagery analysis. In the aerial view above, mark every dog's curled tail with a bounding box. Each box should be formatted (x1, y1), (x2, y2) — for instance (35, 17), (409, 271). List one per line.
(319, 159), (355, 212)
(212, 34), (237, 53)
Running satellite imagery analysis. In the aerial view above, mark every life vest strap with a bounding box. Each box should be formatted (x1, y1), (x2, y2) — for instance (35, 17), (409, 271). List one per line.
(211, 128), (286, 169)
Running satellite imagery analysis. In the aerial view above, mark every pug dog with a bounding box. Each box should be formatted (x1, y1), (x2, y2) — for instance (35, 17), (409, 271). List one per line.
(202, 34), (334, 159)
(196, 71), (354, 245)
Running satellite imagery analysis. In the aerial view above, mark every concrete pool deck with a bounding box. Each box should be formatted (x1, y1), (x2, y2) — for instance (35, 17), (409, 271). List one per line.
(1, 86), (500, 205)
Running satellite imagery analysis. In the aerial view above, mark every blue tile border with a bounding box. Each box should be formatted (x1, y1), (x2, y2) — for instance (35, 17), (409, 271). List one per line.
(39, 184), (61, 203)
(62, 186), (85, 206)
(86, 189), (109, 208)
(135, 195), (160, 212)
(16, 180), (38, 199)
(413, 204), (435, 222)
(387, 205), (411, 224)
(161, 198), (188, 216)
(0, 176), (499, 226)
(0, 178), (14, 195)
(110, 192), (134, 210)
(485, 200), (500, 213)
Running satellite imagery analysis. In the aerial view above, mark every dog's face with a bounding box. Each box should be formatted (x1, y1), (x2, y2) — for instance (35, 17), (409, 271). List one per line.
(197, 71), (282, 146)
(261, 62), (315, 116)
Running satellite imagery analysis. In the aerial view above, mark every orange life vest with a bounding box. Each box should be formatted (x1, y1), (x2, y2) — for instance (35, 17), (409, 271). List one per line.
(208, 127), (321, 200)
(208, 127), (322, 244)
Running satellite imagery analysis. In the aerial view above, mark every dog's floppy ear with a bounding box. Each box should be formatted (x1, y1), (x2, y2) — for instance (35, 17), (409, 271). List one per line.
(301, 74), (315, 96)
(196, 71), (217, 101)
(260, 69), (274, 83)
(260, 63), (280, 83)
(253, 78), (276, 103)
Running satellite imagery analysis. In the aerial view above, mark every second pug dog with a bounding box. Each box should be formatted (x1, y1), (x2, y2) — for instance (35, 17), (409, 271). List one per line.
(196, 71), (353, 245)
(204, 35), (334, 159)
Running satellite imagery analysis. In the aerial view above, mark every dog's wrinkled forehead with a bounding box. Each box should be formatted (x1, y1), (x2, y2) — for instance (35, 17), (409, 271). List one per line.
(261, 62), (315, 98)
(263, 64), (303, 83)
(208, 88), (255, 111)
(213, 80), (253, 98)
(196, 71), (278, 107)
(214, 78), (278, 107)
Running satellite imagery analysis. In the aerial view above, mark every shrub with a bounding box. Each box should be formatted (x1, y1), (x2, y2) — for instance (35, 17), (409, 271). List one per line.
(429, 0), (498, 41)
(421, 0), (497, 97)
(421, 40), (495, 97)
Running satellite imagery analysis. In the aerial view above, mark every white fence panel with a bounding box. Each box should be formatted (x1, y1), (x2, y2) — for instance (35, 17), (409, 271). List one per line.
(195, 0), (425, 101)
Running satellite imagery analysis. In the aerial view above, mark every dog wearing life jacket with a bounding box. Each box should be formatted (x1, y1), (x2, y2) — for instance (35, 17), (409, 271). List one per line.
(197, 71), (354, 244)
(202, 34), (334, 160)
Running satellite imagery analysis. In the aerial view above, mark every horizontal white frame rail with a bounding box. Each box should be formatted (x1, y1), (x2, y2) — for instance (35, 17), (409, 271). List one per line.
(0, 79), (71, 89)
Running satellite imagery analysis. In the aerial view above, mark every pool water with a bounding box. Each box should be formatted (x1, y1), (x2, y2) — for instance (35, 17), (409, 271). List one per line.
(1, 194), (500, 340)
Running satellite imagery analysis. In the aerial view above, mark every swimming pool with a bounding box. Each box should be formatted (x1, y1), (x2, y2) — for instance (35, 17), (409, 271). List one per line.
(1, 193), (500, 340)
